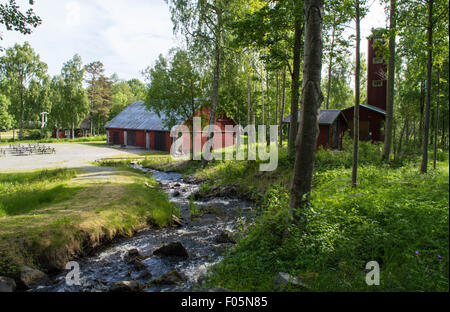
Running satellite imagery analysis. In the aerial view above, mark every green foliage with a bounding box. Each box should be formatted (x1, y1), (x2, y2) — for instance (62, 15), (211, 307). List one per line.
(143, 49), (203, 130)
(0, 0), (41, 47)
(206, 162), (449, 292)
(0, 41), (48, 138)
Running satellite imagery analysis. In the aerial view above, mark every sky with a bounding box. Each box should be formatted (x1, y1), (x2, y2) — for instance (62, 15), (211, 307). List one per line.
(1, 0), (388, 82)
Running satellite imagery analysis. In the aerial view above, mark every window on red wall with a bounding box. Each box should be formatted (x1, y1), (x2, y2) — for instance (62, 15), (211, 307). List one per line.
(372, 80), (383, 87)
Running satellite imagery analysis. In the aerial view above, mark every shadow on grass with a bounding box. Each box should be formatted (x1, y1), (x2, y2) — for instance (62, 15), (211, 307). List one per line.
(0, 184), (82, 216)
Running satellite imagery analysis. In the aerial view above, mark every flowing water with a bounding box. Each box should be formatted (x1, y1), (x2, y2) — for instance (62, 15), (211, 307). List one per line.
(33, 165), (253, 292)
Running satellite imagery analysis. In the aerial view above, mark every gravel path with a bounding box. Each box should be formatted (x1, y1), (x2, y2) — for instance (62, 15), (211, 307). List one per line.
(0, 143), (146, 172)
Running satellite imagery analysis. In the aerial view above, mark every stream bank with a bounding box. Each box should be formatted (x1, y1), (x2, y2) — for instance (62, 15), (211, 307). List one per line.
(30, 165), (254, 292)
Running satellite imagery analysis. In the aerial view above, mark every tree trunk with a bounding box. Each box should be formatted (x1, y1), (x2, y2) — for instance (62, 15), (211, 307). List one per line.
(252, 84), (256, 125)
(267, 70), (271, 145)
(279, 67), (287, 146)
(289, 0), (323, 212)
(419, 79), (424, 147)
(405, 118), (410, 146)
(326, 25), (336, 110)
(382, 0), (396, 162)
(433, 68), (440, 169)
(261, 71), (265, 126)
(203, 36), (221, 167)
(275, 71), (279, 145)
(19, 79), (24, 140)
(352, 1), (361, 188)
(247, 75), (251, 126)
(421, 0), (433, 174)
(288, 0), (304, 157)
(396, 119), (407, 160)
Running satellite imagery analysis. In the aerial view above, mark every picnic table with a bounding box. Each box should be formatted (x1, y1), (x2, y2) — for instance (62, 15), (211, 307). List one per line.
(4, 143), (56, 157)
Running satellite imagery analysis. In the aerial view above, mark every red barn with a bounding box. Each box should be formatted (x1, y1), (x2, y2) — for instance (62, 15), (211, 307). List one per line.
(105, 101), (235, 153)
(283, 109), (349, 150)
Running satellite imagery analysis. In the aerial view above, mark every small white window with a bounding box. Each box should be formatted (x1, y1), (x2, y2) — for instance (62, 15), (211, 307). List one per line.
(373, 80), (383, 87)
(373, 57), (383, 64)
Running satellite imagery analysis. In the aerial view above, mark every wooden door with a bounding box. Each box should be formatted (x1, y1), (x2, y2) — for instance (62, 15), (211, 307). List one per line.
(155, 132), (166, 151)
(113, 132), (120, 145)
(127, 131), (137, 146)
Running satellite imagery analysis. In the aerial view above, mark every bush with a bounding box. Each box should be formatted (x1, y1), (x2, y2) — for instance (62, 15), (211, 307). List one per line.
(24, 129), (44, 140)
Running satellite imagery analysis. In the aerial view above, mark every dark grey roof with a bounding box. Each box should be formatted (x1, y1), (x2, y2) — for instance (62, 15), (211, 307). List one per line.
(361, 104), (386, 115)
(343, 104), (387, 115)
(283, 109), (347, 125)
(104, 101), (183, 131)
(79, 119), (91, 130)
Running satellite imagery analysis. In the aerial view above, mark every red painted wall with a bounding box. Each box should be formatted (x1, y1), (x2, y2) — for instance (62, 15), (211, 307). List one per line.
(106, 129), (124, 145)
(342, 106), (385, 142)
(316, 116), (347, 150)
(367, 37), (388, 111)
(317, 125), (330, 149)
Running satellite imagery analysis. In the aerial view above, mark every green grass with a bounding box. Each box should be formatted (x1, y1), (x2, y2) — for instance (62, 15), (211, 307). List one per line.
(0, 166), (176, 277)
(0, 169), (79, 217)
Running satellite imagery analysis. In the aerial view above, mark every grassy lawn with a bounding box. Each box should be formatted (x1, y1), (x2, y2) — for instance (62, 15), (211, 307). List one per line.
(0, 166), (176, 277)
(138, 139), (449, 292)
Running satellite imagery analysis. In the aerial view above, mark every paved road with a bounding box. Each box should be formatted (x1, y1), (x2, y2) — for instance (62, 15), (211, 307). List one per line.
(0, 143), (146, 172)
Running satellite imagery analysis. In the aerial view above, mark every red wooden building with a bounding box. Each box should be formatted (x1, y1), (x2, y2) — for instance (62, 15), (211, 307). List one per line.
(52, 119), (91, 139)
(104, 101), (236, 153)
(283, 110), (349, 150)
(342, 33), (387, 142)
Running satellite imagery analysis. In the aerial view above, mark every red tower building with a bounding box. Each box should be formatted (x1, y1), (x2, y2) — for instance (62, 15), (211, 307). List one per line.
(367, 34), (388, 111)
(342, 30), (387, 142)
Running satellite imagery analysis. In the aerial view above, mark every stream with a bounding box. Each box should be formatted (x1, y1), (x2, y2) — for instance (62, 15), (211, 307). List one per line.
(32, 165), (253, 292)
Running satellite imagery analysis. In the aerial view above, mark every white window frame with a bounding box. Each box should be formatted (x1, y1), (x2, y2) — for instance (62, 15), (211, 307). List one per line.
(372, 80), (383, 87)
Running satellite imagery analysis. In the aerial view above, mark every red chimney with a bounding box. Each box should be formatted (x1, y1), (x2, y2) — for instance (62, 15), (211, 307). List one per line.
(367, 36), (387, 111)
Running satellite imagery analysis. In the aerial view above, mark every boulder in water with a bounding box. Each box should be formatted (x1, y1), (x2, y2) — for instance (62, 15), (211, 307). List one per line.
(153, 242), (189, 258)
(18, 266), (49, 289)
(124, 249), (144, 263)
(215, 231), (237, 244)
(109, 280), (145, 292)
(0, 276), (16, 292)
(172, 215), (184, 228)
(150, 270), (185, 285)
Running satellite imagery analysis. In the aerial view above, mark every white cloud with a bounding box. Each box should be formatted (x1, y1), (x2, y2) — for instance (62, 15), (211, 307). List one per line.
(1, 0), (178, 80)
